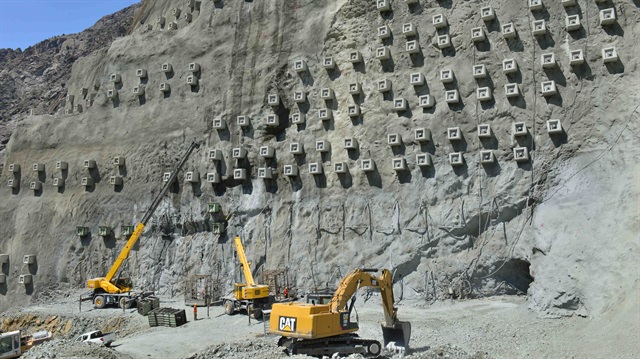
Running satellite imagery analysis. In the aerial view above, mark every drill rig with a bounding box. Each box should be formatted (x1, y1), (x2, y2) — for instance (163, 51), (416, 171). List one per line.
(270, 268), (411, 357)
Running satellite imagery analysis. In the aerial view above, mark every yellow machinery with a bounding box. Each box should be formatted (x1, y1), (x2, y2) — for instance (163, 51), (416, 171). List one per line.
(270, 268), (411, 357)
(0, 330), (52, 358)
(222, 236), (273, 317)
(83, 142), (200, 309)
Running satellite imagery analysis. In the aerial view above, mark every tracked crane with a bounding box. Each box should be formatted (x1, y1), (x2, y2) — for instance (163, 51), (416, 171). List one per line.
(83, 142), (200, 309)
(270, 268), (411, 357)
(221, 236), (274, 318)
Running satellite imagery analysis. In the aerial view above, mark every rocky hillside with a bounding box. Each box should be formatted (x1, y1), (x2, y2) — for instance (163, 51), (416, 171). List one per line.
(0, 2), (142, 166)
(0, 0), (637, 322)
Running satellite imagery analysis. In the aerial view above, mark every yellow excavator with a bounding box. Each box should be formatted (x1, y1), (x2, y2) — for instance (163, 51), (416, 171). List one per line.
(270, 268), (411, 357)
(222, 236), (273, 318)
(83, 142), (200, 308)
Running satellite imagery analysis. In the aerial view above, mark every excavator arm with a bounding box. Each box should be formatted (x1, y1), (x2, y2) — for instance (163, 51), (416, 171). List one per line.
(329, 268), (411, 348)
(86, 142), (200, 294)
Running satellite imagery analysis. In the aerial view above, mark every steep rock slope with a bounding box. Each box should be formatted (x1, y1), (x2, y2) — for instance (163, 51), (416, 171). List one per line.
(0, 0), (638, 321)
(0, 3), (142, 165)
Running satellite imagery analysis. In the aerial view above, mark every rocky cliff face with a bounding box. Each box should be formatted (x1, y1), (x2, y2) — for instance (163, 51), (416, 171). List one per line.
(0, 3), (141, 166)
(0, 0), (637, 319)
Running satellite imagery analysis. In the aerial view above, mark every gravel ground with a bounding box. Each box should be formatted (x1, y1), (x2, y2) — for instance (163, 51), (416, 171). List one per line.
(7, 293), (639, 359)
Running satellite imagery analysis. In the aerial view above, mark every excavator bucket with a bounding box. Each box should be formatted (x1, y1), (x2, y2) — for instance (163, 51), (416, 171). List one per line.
(381, 320), (411, 350)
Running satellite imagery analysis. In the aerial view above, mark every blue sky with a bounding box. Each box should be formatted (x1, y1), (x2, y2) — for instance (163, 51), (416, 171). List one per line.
(0, 0), (140, 50)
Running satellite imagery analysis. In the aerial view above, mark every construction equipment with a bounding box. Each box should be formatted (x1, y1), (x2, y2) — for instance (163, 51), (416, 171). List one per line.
(0, 330), (52, 358)
(270, 268), (411, 357)
(221, 236), (274, 318)
(83, 142), (200, 309)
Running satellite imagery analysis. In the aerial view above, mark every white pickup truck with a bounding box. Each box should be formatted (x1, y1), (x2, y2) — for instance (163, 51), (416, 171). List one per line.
(75, 330), (116, 347)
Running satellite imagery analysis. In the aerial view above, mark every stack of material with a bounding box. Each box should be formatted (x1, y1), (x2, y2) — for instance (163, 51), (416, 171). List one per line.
(137, 296), (161, 316)
(148, 307), (187, 327)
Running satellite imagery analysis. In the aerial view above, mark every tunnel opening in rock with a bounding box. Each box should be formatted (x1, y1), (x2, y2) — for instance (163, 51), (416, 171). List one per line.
(495, 258), (533, 295)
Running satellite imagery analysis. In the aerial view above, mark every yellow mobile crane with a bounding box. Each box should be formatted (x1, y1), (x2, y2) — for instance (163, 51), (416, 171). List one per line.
(270, 268), (411, 357)
(83, 142), (200, 309)
(222, 236), (273, 318)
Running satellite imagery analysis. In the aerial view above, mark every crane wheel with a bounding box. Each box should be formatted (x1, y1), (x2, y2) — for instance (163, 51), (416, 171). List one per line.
(224, 300), (234, 315)
(93, 295), (106, 309)
(367, 341), (381, 356)
(250, 308), (262, 319)
(119, 297), (132, 309)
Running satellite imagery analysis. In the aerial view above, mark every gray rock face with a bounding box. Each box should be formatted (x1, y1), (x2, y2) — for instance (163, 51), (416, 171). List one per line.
(0, 0), (638, 320)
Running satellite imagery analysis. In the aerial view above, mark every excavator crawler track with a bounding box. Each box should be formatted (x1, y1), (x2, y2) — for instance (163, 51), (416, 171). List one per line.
(281, 334), (382, 357)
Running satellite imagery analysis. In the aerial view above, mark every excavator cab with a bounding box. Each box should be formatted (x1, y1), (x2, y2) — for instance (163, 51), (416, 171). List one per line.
(381, 320), (412, 350)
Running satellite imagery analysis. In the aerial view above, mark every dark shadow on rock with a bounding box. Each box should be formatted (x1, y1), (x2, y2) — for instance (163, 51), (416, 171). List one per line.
(241, 179), (253, 195)
(544, 93), (563, 107)
(297, 98), (310, 113)
(517, 160), (533, 171)
(350, 115), (363, 126)
(483, 161), (502, 177)
(169, 180), (181, 194)
(475, 40), (491, 52)
(408, 1), (422, 13)
(571, 62), (593, 81)
(33, 187), (43, 197)
(289, 176), (303, 192)
(348, 147), (360, 161)
(603, 22), (624, 37)
(0, 283), (6, 296)
(605, 61), (624, 75)
(451, 137), (468, 153)
(420, 142), (436, 155)
(25, 282), (34, 295)
(313, 174), (327, 188)
(320, 152), (332, 163)
(80, 232), (92, 247)
(508, 95), (527, 109)
(544, 67), (567, 86)
(353, 61), (366, 74)
(321, 118), (334, 131)
(213, 183), (227, 197)
(294, 154), (307, 167)
(338, 171), (352, 188)
(480, 135), (499, 150)
(138, 95), (146, 106)
(452, 162), (468, 177)
(380, 58), (395, 73)
(190, 84), (200, 93)
(436, 0), (452, 9)
(89, 167), (101, 183)
(114, 183), (124, 193)
(162, 90), (171, 99)
(214, 1), (224, 8)
(327, 65), (341, 81)
(300, 71), (315, 87)
(568, 26), (586, 41)
(441, 46), (456, 57)
(414, 82), (430, 96)
(506, 37), (524, 52)
(409, 51), (425, 67)
(118, 165), (127, 177)
(38, 169), (46, 182)
(419, 165), (435, 178)
(535, 33), (555, 50)
(448, 98), (465, 111)
(27, 262), (38, 275)
(265, 176), (278, 194)
(103, 235), (117, 249)
(365, 170), (382, 188)
(391, 144), (406, 156)
(241, 122), (254, 139)
(397, 170), (412, 184)
(216, 125), (231, 142)
(165, 70), (174, 80)
(550, 131), (568, 148)
(480, 98), (496, 111)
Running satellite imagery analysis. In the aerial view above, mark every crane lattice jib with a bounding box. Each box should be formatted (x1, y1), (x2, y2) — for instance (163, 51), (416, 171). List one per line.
(103, 142), (199, 283)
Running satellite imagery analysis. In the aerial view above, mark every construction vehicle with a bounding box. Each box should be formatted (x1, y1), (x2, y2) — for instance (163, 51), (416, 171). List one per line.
(270, 268), (411, 357)
(0, 329), (52, 358)
(83, 142), (200, 309)
(221, 236), (274, 318)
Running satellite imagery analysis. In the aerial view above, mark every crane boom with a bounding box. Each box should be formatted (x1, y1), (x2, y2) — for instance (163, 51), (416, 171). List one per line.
(87, 141), (200, 294)
(234, 236), (257, 286)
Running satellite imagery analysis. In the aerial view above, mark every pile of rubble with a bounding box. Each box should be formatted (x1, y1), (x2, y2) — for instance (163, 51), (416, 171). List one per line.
(22, 339), (132, 359)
